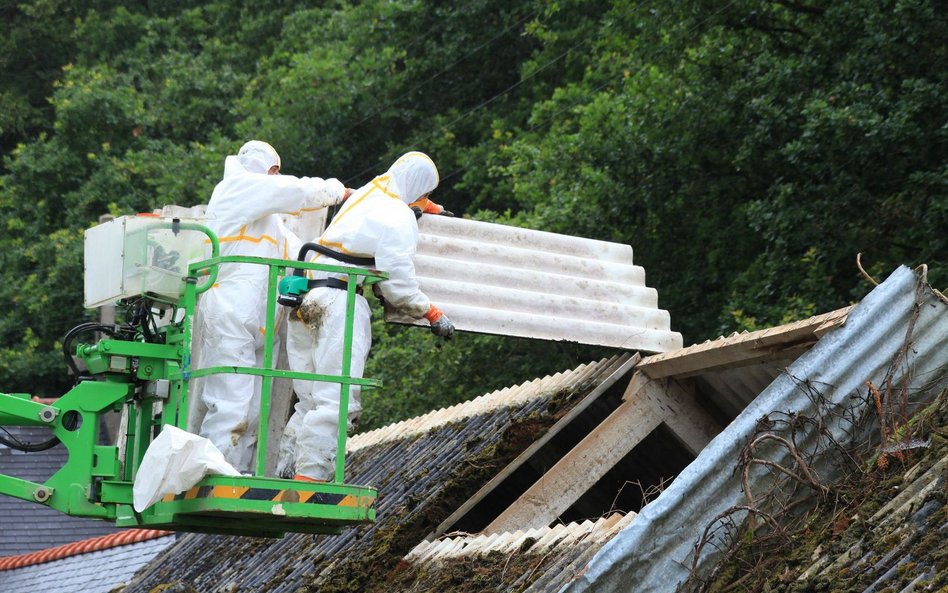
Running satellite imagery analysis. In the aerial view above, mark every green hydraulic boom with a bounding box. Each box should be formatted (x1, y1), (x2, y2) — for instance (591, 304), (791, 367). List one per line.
(0, 214), (384, 537)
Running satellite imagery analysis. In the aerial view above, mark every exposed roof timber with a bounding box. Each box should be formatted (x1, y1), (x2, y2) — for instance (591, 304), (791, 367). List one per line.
(483, 371), (722, 534)
(637, 307), (852, 379)
(426, 353), (639, 541)
(386, 215), (683, 352)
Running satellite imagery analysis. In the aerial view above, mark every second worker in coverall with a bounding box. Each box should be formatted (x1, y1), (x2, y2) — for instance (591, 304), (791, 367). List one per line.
(198, 140), (347, 473)
(279, 151), (455, 481)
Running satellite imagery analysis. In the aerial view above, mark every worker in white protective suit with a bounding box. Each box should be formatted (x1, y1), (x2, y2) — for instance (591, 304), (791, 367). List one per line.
(279, 151), (455, 482)
(198, 140), (348, 473)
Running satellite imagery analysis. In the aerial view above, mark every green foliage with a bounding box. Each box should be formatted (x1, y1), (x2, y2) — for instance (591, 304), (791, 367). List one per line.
(0, 0), (943, 424)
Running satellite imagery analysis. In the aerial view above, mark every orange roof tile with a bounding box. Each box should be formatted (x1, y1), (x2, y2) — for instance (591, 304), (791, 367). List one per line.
(0, 529), (172, 571)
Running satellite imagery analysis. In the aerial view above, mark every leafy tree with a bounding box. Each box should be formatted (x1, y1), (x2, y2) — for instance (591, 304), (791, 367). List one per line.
(0, 0), (943, 427)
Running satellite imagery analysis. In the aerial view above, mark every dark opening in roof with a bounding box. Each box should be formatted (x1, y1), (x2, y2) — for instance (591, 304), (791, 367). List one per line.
(433, 362), (630, 536)
(561, 423), (695, 522)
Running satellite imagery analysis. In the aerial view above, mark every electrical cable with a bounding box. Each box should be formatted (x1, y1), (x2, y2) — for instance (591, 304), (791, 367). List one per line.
(62, 322), (117, 381)
(0, 425), (59, 452)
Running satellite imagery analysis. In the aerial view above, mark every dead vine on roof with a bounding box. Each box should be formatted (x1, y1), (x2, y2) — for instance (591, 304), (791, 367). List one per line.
(678, 278), (939, 593)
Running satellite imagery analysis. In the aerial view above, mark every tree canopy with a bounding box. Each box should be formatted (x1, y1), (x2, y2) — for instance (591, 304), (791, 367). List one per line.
(1, 0), (944, 430)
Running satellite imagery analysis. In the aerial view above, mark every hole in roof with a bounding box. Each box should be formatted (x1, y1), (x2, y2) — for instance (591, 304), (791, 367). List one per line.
(559, 423), (695, 523)
(435, 376), (628, 535)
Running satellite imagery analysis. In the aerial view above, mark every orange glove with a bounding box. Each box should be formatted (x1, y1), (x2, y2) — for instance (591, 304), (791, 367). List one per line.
(424, 304), (444, 323)
(409, 196), (454, 217)
(424, 305), (454, 338)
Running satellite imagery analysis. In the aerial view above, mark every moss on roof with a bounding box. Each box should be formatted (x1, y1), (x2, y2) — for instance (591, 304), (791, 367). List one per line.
(695, 389), (948, 593)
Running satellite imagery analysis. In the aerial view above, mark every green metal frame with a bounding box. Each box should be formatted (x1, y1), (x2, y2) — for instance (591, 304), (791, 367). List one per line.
(0, 218), (386, 537)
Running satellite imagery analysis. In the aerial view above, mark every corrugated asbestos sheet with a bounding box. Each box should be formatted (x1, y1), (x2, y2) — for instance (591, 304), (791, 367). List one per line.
(386, 215), (683, 353)
(792, 447), (948, 591)
(561, 265), (948, 593)
(347, 356), (631, 453)
(121, 355), (631, 593)
(159, 206), (681, 352)
(391, 513), (638, 593)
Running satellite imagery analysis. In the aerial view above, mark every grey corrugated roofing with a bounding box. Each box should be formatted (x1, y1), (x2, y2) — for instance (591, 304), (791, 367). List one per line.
(791, 448), (948, 591)
(121, 355), (630, 593)
(561, 265), (948, 593)
(0, 534), (174, 593)
(0, 426), (122, 556)
(387, 514), (637, 592)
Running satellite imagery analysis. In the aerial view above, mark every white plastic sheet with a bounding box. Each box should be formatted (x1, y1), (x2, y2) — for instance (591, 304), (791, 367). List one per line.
(132, 425), (240, 512)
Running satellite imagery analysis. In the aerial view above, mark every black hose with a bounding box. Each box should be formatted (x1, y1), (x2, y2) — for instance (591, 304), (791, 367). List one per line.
(62, 322), (116, 381)
(0, 426), (59, 452)
(294, 242), (375, 274)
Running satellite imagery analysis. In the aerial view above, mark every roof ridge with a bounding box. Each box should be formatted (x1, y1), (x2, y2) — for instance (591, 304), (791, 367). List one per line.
(0, 529), (173, 571)
(348, 359), (610, 452)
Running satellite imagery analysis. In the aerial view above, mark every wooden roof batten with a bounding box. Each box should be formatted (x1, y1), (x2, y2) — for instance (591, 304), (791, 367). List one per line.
(482, 370), (723, 535)
(425, 353), (640, 541)
(636, 307), (851, 379)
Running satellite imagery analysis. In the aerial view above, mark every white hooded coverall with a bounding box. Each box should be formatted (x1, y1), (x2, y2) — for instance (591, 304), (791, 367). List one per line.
(280, 151), (439, 480)
(198, 141), (345, 473)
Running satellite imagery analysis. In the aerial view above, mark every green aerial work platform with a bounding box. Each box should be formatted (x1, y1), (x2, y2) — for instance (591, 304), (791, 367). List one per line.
(0, 214), (382, 537)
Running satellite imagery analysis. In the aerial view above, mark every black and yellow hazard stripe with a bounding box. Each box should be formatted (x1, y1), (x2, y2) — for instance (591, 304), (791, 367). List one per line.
(161, 484), (372, 508)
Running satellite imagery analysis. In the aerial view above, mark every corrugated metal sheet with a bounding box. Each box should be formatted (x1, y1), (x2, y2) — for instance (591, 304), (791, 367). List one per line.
(635, 308), (851, 419)
(386, 215), (682, 353)
(561, 265), (948, 593)
(120, 356), (627, 593)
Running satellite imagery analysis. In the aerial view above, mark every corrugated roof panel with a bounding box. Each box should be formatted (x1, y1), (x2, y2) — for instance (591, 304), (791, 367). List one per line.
(386, 216), (682, 352)
(406, 513), (636, 561)
(381, 514), (639, 593)
(697, 362), (787, 416)
(562, 266), (948, 593)
(349, 359), (614, 452)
